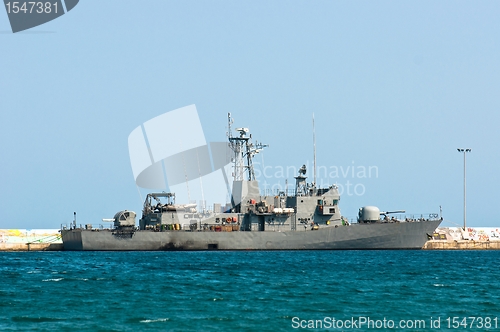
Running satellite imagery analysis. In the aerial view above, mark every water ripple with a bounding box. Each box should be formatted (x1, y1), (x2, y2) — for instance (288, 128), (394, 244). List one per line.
(0, 251), (499, 331)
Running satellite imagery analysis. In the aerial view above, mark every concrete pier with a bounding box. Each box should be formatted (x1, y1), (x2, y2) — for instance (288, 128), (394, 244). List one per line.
(0, 229), (62, 251)
(423, 240), (500, 250)
(0, 242), (64, 251)
(423, 227), (500, 250)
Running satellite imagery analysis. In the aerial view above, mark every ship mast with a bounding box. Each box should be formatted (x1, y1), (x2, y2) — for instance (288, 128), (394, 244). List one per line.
(227, 113), (267, 181)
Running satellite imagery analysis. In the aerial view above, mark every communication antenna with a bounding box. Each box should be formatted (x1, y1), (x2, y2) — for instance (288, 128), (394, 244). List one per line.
(313, 113), (317, 193)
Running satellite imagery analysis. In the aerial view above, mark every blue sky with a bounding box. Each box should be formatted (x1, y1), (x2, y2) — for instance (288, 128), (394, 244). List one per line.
(1, 1), (499, 229)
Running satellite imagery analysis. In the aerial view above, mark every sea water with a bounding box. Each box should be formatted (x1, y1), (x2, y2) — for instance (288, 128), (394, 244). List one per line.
(0, 250), (499, 331)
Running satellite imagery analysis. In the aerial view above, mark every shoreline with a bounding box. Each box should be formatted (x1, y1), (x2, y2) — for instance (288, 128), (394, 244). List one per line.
(1, 241), (500, 251)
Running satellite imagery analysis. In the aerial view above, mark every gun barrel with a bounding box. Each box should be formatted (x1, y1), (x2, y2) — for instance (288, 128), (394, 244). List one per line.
(380, 210), (405, 215)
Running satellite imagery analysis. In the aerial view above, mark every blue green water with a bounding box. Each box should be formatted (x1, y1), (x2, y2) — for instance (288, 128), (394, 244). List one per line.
(1, 251), (499, 331)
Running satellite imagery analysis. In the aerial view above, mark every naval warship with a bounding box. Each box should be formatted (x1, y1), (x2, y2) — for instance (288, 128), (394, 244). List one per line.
(61, 114), (441, 250)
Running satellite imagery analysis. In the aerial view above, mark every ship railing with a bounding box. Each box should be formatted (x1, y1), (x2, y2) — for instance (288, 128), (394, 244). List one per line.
(261, 187), (336, 197)
(399, 213), (441, 222)
(344, 213), (441, 224)
(261, 189), (295, 197)
(60, 223), (115, 231)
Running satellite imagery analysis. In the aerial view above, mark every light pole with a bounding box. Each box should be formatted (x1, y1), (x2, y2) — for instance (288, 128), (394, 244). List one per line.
(457, 148), (471, 231)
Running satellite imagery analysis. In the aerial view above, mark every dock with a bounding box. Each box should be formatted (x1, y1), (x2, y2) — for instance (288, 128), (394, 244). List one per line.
(422, 226), (500, 250)
(423, 240), (500, 250)
(0, 229), (63, 251)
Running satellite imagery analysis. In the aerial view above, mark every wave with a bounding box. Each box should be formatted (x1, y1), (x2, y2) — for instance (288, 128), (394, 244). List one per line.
(140, 318), (169, 323)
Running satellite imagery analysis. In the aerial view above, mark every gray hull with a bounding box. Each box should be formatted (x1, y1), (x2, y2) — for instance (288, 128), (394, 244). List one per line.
(61, 219), (441, 251)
